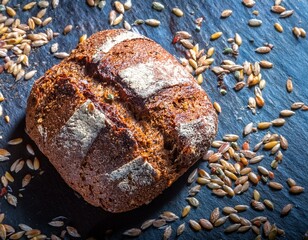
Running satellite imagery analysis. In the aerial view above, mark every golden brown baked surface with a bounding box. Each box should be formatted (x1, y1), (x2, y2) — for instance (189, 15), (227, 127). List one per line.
(26, 29), (218, 213)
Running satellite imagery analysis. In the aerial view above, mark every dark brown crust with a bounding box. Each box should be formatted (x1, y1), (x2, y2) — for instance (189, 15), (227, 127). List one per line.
(26, 29), (218, 212)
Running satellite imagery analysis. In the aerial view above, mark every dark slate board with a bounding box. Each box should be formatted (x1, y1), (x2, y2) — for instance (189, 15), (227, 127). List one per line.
(0, 0), (307, 239)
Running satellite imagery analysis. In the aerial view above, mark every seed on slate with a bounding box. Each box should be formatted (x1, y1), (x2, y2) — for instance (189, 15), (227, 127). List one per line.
(255, 95), (265, 108)
(172, 7), (184, 17)
(257, 122), (272, 130)
(224, 224), (241, 233)
(5, 171), (14, 182)
(243, 122), (253, 136)
(189, 220), (201, 231)
(8, 138), (23, 145)
(198, 168), (210, 178)
(271, 160), (279, 169)
(163, 226), (172, 240)
(199, 219), (213, 230)
(52, 0), (59, 8)
(248, 172), (259, 185)
(255, 46), (271, 54)
(50, 43), (59, 53)
(19, 224), (32, 231)
(66, 226), (80, 238)
(186, 197), (199, 207)
(274, 23), (283, 32)
(250, 155), (264, 164)
(6, 6), (16, 17)
(213, 102), (221, 113)
(112, 14), (124, 26)
(302, 105), (308, 111)
(263, 141), (279, 150)
(196, 177), (210, 185)
(277, 228), (285, 236)
(281, 204), (293, 216)
(152, 2), (164, 11)
(222, 206), (237, 215)
(271, 118), (286, 127)
(218, 142), (230, 154)
(214, 216), (229, 227)
(210, 32), (223, 41)
(242, 181), (250, 193)
(268, 181), (283, 190)
(180, 39), (194, 49)
(291, 102), (304, 110)
(176, 223), (185, 236)
(222, 185), (235, 197)
(286, 77), (293, 92)
(264, 199), (274, 210)
(14, 160), (25, 173)
(145, 18), (160, 27)
(251, 200), (265, 211)
(270, 143), (280, 154)
(252, 226), (260, 235)
(206, 47), (215, 58)
(279, 135), (288, 150)
(259, 79), (266, 90)
(33, 157), (40, 170)
(203, 150), (214, 161)
(289, 186), (304, 194)
(210, 208), (220, 224)
(253, 189), (261, 201)
(293, 27), (301, 38)
(234, 185), (243, 195)
(208, 153), (222, 163)
(141, 219), (155, 230)
(238, 225), (251, 233)
(248, 19), (262, 27)
(223, 134), (239, 142)
(9, 231), (25, 239)
(86, 0), (95, 6)
(212, 189), (228, 197)
(54, 52), (70, 59)
(229, 213), (241, 223)
(48, 221), (64, 227)
(257, 166), (269, 176)
(224, 170), (237, 181)
(160, 211), (179, 222)
(109, 10), (117, 24)
(187, 168), (198, 184)
(63, 25), (73, 35)
(234, 205), (249, 212)
(23, 2), (37, 10)
(123, 228), (141, 237)
(6, 193), (17, 207)
(242, 0), (255, 8)
(221, 9), (233, 18)
(299, 28), (306, 37)
(153, 219), (166, 228)
(182, 205), (191, 217)
(24, 70), (37, 80)
(259, 60), (273, 68)
(114, 1), (125, 14)
(263, 221), (271, 237)
(280, 109), (295, 117)
(280, 10), (294, 18)
(234, 33), (242, 46)
(234, 82), (245, 91)
(286, 178), (296, 187)
(271, 5), (286, 13)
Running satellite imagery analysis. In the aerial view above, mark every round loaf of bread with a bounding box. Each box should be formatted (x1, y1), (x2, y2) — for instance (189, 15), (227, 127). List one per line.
(26, 29), (218, 212)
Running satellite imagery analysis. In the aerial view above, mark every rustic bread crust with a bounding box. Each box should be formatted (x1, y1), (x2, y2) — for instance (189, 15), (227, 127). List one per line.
(26, 29), (218, 212)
